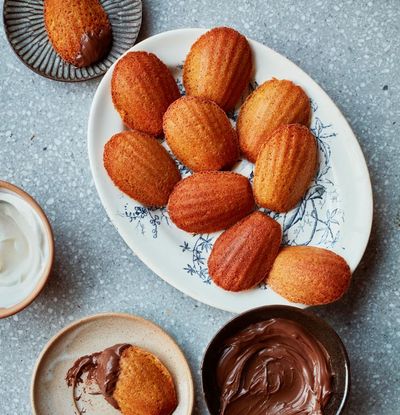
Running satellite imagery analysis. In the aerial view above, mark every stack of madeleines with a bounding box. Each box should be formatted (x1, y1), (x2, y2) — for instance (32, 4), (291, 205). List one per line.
(104, 27), (351, 306)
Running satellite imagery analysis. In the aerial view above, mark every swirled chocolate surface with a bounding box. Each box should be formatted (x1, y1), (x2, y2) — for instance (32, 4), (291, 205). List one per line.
(217, 318), (333, 415)
(66, 343), (130, 409)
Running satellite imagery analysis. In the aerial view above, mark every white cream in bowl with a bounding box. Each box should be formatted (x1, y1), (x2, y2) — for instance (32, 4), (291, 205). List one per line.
(0, 187), (50, 309)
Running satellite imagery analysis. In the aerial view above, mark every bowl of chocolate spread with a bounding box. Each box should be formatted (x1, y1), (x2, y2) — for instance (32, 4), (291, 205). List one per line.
(202, 305), (350, 415)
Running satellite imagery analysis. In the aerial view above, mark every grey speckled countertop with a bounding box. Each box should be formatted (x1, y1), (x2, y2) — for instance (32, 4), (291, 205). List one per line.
(0, 1), (399, 414)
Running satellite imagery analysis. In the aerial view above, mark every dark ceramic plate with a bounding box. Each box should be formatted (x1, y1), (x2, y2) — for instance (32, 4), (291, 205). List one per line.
(3, 0), (142, 82)
(202, 305), (350, 415)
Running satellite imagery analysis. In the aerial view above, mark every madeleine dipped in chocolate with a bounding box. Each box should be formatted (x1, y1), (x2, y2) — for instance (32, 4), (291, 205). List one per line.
(183, 27), (253, 111)
(66, 344), (177, 415)
(44, 0), (112, 67)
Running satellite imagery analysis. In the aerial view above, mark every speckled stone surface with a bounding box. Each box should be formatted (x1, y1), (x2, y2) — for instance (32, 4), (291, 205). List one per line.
(0, 1), (399, 414)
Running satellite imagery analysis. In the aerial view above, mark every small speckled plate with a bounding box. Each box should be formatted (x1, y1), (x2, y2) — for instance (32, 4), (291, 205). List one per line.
(31, 313), (194, 415)
(3, 0), (142, 82)
(88, 28), (373, 313)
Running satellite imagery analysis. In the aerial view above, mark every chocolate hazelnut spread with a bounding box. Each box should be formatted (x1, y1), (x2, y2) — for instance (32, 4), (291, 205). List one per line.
(74, 26), (112, 67)
(66, 343), (130, 409)
(216, 318), (333, 415)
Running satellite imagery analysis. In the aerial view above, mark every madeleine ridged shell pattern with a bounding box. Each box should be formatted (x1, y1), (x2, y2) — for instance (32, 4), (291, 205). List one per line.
(254, 124), (318, 213)
(168, 172), (255, 234)
(163, 96), (239, 171)
(3, 0), (142, 82)
(267, 246), (351, 305)
(183, 27), (253, 112)
(208, 212), (282, 292)
(103, 130), (181, 207)
(238, 78), (311, 162)
(112, 51), (180, 136)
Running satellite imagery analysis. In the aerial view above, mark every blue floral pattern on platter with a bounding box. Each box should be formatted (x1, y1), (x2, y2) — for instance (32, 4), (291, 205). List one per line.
(122, 204), (169, 239)
(121, 68), (344, 286)
(180, 235), (213, 284)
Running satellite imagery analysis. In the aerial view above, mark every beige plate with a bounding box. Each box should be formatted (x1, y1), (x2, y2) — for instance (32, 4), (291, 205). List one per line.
(31, 313), (194, 415)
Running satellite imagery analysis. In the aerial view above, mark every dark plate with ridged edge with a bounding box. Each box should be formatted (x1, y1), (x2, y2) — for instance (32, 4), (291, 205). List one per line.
(3, 0), (142, 82)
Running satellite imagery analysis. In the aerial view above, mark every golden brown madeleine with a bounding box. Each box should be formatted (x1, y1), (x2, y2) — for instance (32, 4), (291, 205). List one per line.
(112, 52), (180, 135)
(208, 212), (282, 291)
(44, 0), (112, 67)
(254, 124), (318, 212)
(168, 172), (254, 233)
(183, 27), (253, 111)
(103, 130), (180, 207)
(237, 78), (311, 162)
(114, 346), (177, 415)
(163, 96), (239, 171)
(267, 246), (351, 305)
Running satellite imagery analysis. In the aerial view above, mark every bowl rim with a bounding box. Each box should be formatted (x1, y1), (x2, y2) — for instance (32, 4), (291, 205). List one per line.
(30, 312), (195, 415)
(0, 180), (55, 319)
(201, 304), (351, 415)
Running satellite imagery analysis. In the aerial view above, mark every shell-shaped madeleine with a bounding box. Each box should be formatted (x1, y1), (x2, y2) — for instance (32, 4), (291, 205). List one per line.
(114, 346), (177, 415)
(208, 212), (282, 291)
(254, 124), (318, 212)
(103, 130), (181, 207)
(44, 0), (112, 67)
(111, 52), (180, 136)
(267, 246), (351, 305)
(168, 172), (255, 233)
(163, 96), (239, 171)
(237, 78), (311, 162)
(183, 27), (253, 111)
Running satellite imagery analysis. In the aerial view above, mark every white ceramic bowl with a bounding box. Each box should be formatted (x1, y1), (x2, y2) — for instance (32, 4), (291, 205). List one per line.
(0, 180), (54, 319)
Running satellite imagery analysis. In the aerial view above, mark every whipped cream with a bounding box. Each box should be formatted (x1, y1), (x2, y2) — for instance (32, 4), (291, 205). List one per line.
(0, 188), (50, 308)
